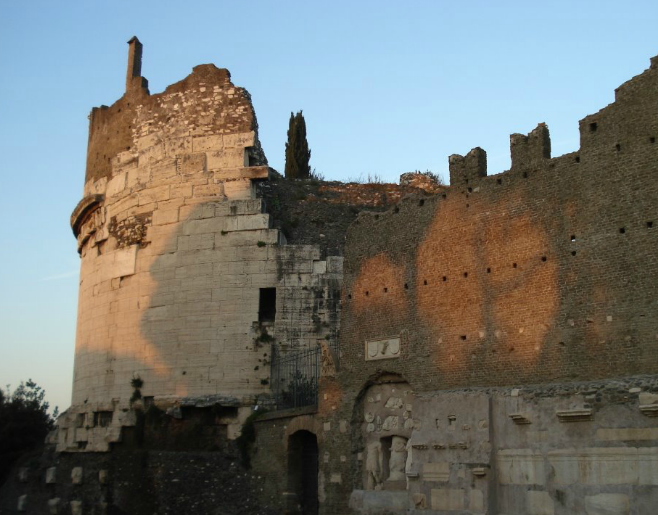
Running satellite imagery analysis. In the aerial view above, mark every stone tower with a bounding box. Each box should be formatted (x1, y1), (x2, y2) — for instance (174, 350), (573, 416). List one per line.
(61, 38), (342, 451)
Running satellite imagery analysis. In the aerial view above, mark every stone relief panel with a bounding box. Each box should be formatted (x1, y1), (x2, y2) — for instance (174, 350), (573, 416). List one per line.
(361, 381), (415, 491)
(365, 337), (401, 361)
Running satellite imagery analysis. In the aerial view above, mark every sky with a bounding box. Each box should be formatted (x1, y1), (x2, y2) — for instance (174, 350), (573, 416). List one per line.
(1, 0), (657, 413)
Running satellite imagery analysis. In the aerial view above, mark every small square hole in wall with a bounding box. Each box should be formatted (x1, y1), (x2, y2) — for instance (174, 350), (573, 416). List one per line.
(442, 194), (447, 199)
(512, 263), (517, 269)
(423, 280), (428, 286)
(575, 156), (580, 163)
(442, 276), (447, 282)
(651, 137), (656, 144)
(619, 227), (626, 234)
(571, 251), (577, 256)
(497, 178), (502, 185)
(486, 268), (491, 273)
(365, 291), (369, 297)
(648, 221), (654, 229)
(541, 256), (547, 262)
(523, 171), (528, 178)
(570, 235), (576, 242)
(419, 199), (425, 207)
(404, 283), (409, 290)
(615, 143), (621, 151)
(460, 335), (467, 341)
(463, 272), (468, 278)
(589, 122), (598, 132)
(383, 287), (388, 293)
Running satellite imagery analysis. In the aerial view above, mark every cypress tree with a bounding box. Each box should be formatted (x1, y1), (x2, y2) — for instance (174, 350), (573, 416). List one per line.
(284, 110), (311, 179)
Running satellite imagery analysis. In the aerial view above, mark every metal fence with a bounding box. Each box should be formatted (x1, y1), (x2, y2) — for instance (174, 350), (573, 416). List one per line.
(270, 345), (321, 410)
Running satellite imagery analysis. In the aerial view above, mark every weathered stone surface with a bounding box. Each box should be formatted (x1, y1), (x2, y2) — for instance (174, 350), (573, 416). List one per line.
(585, 493), (630, 515)
(71, 467), (83, 485)
(45, 467), (57, 484)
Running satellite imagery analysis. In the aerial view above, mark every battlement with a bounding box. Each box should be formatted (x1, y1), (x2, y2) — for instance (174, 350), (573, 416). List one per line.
(448, 55), (658, 188)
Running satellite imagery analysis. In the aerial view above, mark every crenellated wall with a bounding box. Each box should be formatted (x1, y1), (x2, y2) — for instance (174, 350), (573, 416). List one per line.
(252, 55), (658, 515)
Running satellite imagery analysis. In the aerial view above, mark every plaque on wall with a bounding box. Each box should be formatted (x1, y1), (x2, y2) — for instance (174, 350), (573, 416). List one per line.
(365, 337), (401, 361)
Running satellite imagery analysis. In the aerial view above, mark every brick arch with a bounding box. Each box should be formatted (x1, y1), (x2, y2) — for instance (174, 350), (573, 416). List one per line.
(284, 415), (322, 449)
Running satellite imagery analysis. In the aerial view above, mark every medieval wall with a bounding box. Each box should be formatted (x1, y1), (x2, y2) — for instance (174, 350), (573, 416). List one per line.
(252, 56), (658, 515)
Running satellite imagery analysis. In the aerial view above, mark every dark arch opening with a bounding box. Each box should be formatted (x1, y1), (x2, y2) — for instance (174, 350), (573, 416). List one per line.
(288, 430), (318, 515)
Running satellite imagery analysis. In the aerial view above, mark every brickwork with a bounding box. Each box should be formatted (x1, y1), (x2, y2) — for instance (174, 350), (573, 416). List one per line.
(340, 57), (658, 391)
(250, 56), (658, 515)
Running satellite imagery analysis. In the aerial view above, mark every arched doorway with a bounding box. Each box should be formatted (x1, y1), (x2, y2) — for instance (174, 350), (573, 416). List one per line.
(288, 430), (318, 515)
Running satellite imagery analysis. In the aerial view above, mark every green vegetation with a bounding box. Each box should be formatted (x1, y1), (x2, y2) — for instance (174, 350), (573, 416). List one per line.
(284, 111), (311, 179)
(0, 380), (57, 485)
(235, 408), (268, 468)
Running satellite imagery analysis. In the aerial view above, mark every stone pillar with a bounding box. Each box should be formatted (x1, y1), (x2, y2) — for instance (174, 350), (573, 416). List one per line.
(126, 36), (143, 92)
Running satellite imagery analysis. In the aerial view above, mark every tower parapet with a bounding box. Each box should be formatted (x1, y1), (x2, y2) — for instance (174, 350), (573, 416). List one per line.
(449, 147), (487, 187)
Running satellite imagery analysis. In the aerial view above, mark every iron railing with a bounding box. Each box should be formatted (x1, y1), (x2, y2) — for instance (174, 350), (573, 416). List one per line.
(270, 345), (321, 410)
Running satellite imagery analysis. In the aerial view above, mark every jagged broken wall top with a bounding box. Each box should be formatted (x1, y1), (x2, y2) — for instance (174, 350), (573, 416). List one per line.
(85, 38), (266, 186)
(339, 55), (658, 392)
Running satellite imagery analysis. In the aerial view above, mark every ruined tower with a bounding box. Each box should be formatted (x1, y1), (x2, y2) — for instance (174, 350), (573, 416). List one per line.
(62, 38), (342, 451)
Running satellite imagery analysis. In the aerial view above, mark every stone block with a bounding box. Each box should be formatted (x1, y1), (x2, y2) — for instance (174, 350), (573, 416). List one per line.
(126, 166), (150, 189)
(469, 489), (484, 512)
(330, 473), (341, 483)
(171, 183), (193, 200)
(165, 136), (192, 157)
(193, 134), (223, 152)
(596, 428), (658, 441)
(100, 245), (137, 282)
(431, 488), (464, 511)
(178, 153), (206, 174)
(422, 462), (449, 482)
(548, 448), (650, 485)
(349, 491), (408, 513)
(207, 148), (247, 170)
(18, 467), (28, 482)
(139, 143), (165, 164)
(223, 178), (253, 199)
(138, 184), (170, 205)
(70, 500), (83, 515)
(326, 256), (344, 273)
(497, 449), (545, 485)
(223, 131), (255, 148)
(46, 466), (57, 484)
(106, 172), (126, 198)
(17, 494), (27, 512)
(639, 392), (658, 406)
(136, 132), (161, 152)
(527, 490), (554, 515)
(151, 159), (178, 184)
(585, 493), (629, 515)
(47, 498), (60, 514)
(193, 183), (223, 198)
(99, 469), (108, 484)
(313, 260), (327, 274)
(71, 466), (83, 484)
(152, 207), (179, 226)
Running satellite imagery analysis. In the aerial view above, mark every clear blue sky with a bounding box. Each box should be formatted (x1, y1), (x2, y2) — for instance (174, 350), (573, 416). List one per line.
(1, 0), (657, 413)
